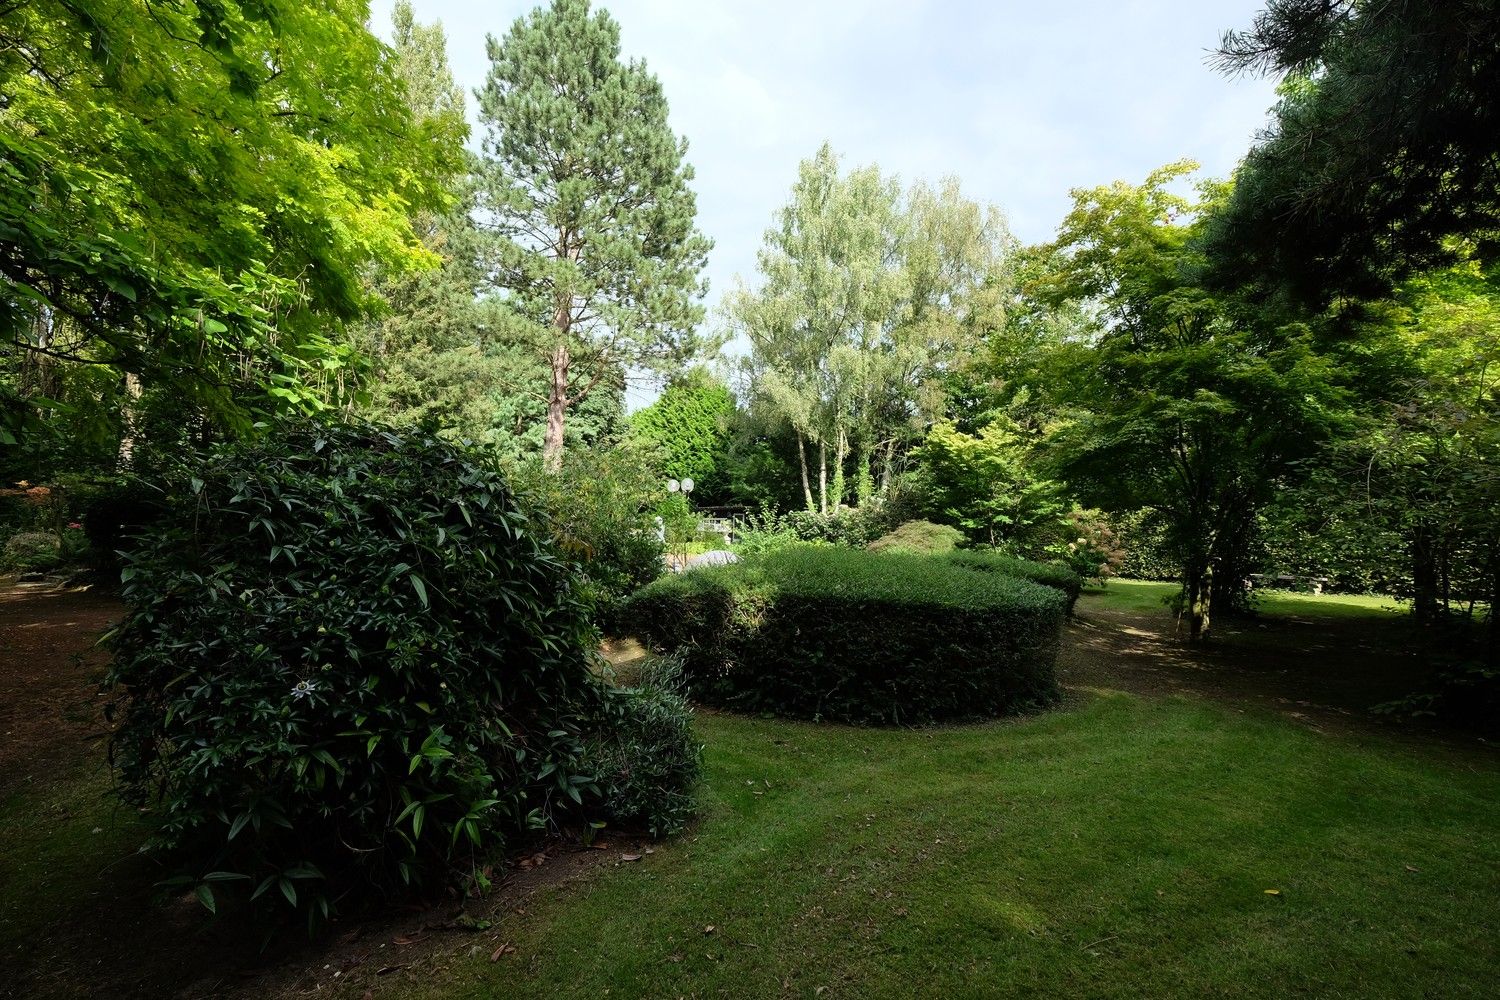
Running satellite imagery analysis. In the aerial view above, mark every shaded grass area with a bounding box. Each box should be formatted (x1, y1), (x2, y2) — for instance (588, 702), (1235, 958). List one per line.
(405, 695), (1497, 1000)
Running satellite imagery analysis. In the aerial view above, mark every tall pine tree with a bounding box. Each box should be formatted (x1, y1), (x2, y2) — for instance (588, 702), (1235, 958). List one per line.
(476, 0), (713, 469)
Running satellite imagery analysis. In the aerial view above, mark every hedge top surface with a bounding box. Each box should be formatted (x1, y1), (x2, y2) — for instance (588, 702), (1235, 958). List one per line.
(640, 544), (1067, 615)
(939, 548), (1082, 598)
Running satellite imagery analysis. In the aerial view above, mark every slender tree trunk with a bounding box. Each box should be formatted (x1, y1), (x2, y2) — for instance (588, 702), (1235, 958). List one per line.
(542, 343), (569, 472)
(1488, 543), (1499, 670)
(818, 439), (828, 515)
(117, 371), (142, 469)
(1412, 521), (1439, 625)
(830, 426), (848, 510)
(878, 439), (896, 496)
(796, 430), (815, 512)
(854, 438), (874, 507)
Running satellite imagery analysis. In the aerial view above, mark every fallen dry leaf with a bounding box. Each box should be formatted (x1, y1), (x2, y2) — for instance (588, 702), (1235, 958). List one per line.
(703, 925), (716, 935)
(620, 853), (642, 862)
(1263, 889), (1281, 896)
(490, 943), (516, 962)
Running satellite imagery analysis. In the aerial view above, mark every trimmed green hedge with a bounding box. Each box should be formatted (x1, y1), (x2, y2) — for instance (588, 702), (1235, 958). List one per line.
(938, 550), (1083, 613)
(623, 546), (1066, 725)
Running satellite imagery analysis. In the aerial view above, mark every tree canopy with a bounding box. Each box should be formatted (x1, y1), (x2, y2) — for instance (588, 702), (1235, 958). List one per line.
(1, 0), (463, 452)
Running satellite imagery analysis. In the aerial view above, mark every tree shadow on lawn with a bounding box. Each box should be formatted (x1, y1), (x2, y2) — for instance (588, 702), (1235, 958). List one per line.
(1061, 590), (1479, 745)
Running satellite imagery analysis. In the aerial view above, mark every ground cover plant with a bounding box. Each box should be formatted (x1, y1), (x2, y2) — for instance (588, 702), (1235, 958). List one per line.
(103, 420), (694, 930)
(625, 546), (1067, 724)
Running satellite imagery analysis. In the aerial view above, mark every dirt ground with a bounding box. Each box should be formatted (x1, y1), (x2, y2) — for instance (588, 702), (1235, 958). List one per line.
(0, 580), (1487, 998)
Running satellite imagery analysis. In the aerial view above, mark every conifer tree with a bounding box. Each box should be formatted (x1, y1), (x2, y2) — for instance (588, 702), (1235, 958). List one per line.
(476, 0), (713, 469)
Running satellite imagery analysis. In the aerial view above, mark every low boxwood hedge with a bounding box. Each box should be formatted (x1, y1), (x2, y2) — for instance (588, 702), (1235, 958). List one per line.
(938, 550), (1083, 613)
(623, 546), (1066, 725)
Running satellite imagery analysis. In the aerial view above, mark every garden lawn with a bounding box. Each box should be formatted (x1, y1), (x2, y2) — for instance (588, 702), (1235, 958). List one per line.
(1088, 578), (1410, 620)
(409, 694), (1497, 999)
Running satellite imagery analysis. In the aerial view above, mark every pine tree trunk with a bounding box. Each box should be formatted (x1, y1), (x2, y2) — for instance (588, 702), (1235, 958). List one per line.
(543, 344), (569, 472)
(796, 430), (815, 512)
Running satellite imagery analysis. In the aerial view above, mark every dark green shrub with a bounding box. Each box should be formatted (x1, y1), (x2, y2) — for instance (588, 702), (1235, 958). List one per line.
(1114, 509), (1179, 581)
(939, 549), (1083, 613)
(867, 520), (964, 554)
(781, 506), (888, 547)
(623, 546), (1066, 725)
(581, 656), (702, 837)
(105, 420), (608, 929)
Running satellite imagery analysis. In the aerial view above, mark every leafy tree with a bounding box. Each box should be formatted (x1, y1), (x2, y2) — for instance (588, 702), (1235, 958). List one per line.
(729, 145), (1011, 511)
(1043, 163), (1342, 639)
(1, 0), (462, 452)
(1207, 0), (1500, 303)
(914, 420), (1065, 551)
(476, 0), (713, 470)
(628, 369), (736, 503)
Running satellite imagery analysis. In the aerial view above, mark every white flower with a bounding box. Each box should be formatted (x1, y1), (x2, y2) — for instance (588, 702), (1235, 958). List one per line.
(291, 679), (318, 701)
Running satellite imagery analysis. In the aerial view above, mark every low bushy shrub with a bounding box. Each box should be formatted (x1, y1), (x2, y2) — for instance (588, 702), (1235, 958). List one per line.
(867, 520), (964, 554)
(939, 549), (1083, 613)
(511, 446), (665, 635)
(624, 546), (1066, 725)
(781, 506), (889, 547)
(106, 420), (611, 929)
(2, 530), (60, 571)
(581, 656), (702, 838)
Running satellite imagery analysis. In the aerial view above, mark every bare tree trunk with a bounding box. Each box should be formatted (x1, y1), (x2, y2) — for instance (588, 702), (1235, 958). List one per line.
(830, 426), (848, 510)
(818, 439), (828, 516)
(1183, 560), (1212, 642)
(117, 371), (142, 469)
(796, 430), (815, 512)
(542, 343), (569, 472)
(878, 439), (896, 496)
(1412, 521), (1439, 625)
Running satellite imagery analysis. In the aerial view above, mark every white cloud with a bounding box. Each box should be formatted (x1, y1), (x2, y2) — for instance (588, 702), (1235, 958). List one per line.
(373, 0), (1280, 338)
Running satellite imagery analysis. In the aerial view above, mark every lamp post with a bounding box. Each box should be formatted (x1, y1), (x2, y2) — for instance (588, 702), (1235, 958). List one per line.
(666, 478), (695, 570)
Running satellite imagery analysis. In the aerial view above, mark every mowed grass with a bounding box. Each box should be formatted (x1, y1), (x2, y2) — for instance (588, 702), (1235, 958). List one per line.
(1087, 578), (1410, 621)
(413, 694), (1498, 999)
(4, 582), (1495, 998)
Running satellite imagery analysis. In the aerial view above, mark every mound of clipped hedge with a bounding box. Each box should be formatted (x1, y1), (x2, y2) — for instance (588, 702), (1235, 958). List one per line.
(939, 549), (1083, 613)
(867, 519), (964, 555)
(624, 546), (1066, 725)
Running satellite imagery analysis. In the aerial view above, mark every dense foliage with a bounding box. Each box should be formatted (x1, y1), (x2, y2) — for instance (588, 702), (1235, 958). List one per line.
(628, 369), (736, 503)
(581, 656), (702, 838)
(104, 421), (616, 927)
(1208, 1), (1500, 303)
(625, 546), (1066, 725)
(510, 445), (666, 634)
(2, 0), (460, 453)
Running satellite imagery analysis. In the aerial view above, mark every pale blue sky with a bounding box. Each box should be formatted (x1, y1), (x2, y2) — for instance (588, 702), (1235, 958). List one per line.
(372, 0), (1280, 406)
